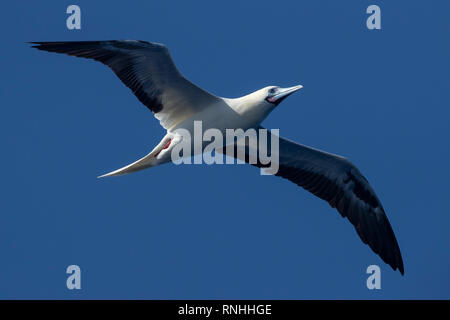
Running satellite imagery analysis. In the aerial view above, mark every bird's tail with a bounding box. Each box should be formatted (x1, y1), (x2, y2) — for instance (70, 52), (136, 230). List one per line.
(98, 134), (173, 178)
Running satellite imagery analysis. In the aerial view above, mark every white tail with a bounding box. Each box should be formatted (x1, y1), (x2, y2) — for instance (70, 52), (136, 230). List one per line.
(98, 134), (173, 178)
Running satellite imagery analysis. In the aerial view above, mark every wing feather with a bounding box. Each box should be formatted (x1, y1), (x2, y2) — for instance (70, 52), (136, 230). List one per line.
(30, 40), (221, 129)
(224, 128), (404, 274)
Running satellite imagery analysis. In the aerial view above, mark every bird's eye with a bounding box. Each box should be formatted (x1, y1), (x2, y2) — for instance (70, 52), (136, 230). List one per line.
(268, 88), (276, 95)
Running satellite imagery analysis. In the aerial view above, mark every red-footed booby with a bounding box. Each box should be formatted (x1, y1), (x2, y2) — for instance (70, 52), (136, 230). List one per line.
(31, 40), (404, 275)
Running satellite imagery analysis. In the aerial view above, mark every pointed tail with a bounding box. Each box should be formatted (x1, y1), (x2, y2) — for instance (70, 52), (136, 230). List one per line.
(98, 134), (173, 178)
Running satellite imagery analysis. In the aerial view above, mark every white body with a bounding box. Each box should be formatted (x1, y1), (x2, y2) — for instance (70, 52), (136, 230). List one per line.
(100, 87), (278, 177)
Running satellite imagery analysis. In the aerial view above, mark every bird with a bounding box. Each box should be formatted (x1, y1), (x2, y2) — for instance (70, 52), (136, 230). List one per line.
(30, 40), (404, 275)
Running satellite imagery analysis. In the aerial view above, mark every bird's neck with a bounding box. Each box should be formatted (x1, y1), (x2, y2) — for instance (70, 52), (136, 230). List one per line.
(224, 96), (274, 127)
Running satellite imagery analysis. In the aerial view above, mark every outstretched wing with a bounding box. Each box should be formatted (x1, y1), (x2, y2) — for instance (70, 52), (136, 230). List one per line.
(223, 128), (404, 274)
(30, 40), (221, 130)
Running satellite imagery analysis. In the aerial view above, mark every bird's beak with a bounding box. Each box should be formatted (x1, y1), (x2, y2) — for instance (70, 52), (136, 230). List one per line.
(272, 85), (303, 105)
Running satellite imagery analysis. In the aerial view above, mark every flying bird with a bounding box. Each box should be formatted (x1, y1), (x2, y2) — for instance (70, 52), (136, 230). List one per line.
(31, 40), (404, 274)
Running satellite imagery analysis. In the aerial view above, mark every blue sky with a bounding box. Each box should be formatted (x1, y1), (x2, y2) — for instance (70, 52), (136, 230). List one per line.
(1, 1), (449, 299)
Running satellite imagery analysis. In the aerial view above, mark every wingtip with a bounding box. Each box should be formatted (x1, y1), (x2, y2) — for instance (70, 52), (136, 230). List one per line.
(390, 258), (404, 276)
(387, 250), (404, 276)
(28, 42), (45, 49)
(398, 264), (405, 276)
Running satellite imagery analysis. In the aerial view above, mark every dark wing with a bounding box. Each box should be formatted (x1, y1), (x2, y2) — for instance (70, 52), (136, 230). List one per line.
(30, 40), (221, 129)
(223, 128), (404, 274)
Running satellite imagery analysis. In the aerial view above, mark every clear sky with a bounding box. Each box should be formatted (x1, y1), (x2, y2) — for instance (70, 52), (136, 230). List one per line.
(1, 1), (449, 299)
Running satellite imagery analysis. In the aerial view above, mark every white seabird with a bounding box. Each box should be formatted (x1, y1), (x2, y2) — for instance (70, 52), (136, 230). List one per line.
(31, 40), (404, 274)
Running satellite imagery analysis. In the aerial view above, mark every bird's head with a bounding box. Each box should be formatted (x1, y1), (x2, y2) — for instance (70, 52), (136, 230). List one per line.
(230, 84), (303, 126)
(264, 85), (303, 106)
